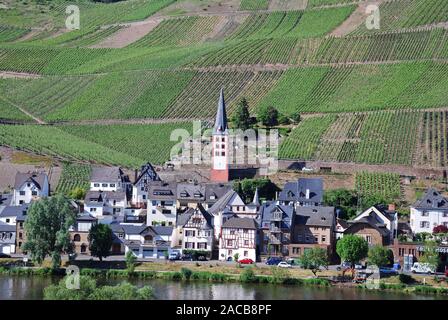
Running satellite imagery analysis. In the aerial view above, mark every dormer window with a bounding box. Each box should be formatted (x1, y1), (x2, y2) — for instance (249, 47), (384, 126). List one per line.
(27, 183), (31, 187)
(194, 192), (202, 198)
(180, 191), (188, 197)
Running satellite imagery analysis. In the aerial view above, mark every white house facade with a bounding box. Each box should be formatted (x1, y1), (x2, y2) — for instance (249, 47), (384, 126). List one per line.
(218, 217), (257, 262)
(410, 188), (448, 234)
(12, 172), (49, 206)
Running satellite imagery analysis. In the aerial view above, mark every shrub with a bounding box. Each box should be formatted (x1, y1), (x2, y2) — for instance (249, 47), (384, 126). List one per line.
(181, 268), (193, 280)
(414, 285), (438, 294)
(164, 272), (182, 281)
(209, 273), (226, 282)
(303, 278), (330, 287)
(240, 268), (257, 283)
(399, 274), (414, 284)
(138, 271), (156, 279)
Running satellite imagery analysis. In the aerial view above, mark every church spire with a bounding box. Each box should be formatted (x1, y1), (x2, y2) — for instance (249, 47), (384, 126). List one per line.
(213, 88), (228, 135)
(252, 188), (260, 206)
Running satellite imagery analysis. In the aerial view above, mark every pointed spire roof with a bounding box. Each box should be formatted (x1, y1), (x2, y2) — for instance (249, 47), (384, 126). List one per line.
(213, 88), (228, 135)
(252, 188), (260, 206)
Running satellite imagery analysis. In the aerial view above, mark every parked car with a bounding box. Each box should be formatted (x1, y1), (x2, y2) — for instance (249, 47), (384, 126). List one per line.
(354, 263), (363, 270)
(266, 257), (282, 265)
(239, 258), (254, 265)
(286, 258), (297, 265)
(353, 272), (368, 283)
(336, 261), (352, 271)
(169, 252), (181, 261)
(379, 267), (399, 275)
(0, 253), (11, 259)
(301, 167), (314, 173)
(411, 262), (436, 274)
(278, 261), (292, 268)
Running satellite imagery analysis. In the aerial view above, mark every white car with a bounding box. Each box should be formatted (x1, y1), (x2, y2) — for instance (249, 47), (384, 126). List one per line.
(301, 167), (314, 172)
(411, 262), (435, 274)
(278, 261), (292, 268)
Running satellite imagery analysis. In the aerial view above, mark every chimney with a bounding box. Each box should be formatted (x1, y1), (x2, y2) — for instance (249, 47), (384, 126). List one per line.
(388, 203), (396, 211)
(305, 188), (310, 199)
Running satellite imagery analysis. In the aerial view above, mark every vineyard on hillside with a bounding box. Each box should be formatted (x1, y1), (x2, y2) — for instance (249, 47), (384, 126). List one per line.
(416, 111), (448, 168)
(280, 110), (423, 166)
(355, 172), (402, 202)
(55, 162), (91, 195)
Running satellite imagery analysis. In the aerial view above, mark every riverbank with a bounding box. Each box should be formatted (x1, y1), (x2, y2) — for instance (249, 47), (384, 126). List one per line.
(1, 261), (448, 297)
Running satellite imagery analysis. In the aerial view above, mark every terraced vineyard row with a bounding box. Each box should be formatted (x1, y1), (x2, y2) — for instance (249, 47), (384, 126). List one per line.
(0, 97), (32, 122)
(0, 124), (141, 167)
(0, 26), (30, 43)
(352, 0), (448, 34)
(355, 172), (401, 201)
(416, 111), (448, 168)
(258, 61), (448, 115)
(228, 6), (355, 40)
(280, 110), (422, 166)
(58, 123), (192, 165)
(55, 162), (91, 195)
(130, 16), (221, 48)
(240, 0), (270, 10)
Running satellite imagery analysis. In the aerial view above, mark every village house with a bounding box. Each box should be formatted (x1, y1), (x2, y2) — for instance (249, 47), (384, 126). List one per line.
(277, 178), (323, 208)
(410, 188), (448, 234)
(218, 217), (257, 262)
(289, 206), (335, 259)
(131, 162), (160, 208)
(0, 221), (15, 254)
(70, 214), (97, 255)
(176, 183), (232, 210)
(171, 206), (214, 256)
(83, 190), (127, 223)
(257, 202), (295, 257)
(343, 217), (391, 246)
(352, 205), (398, 240)
(147, 181), (177, 227)
(0, 203), (29, 226)
(89, 166), (126, 192)
(111, 223), (173, 258)
(12, 172), (49, 206)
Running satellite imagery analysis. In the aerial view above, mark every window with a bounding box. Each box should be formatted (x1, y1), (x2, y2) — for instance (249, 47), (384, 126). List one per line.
(5, 219), (9, 223)
(19, 191), (25, 196)
(314, 236), (318, 243)
(102, 184), (108, 187)
(118, 233), (124, 239)
(110, 184), (115, 188)
(366, 236), (372, 243)
(321, 235), (326, 243)
(221, 151), (225, 156)
(19, 232), (23, 239)
(421, 211), (429, 217)
(197, 243), (207, 250)
(227, 240), (233, 246)
(94, 183), (99, 187)
(141, 187), (144, 191)
(185, 242), (195, 249)
(90, 208), (97, 212)
(420, 221), (430, 228)
(244, 251), (248, 257)
(19, 222), (23, 228)
(27, 183), (31, 187)
(152, 210), (156, 214)
(19, 200), (24, 205)
(443, 212), (448, 218)
(230, 230), (235, 235)
(244, 240), (249, 246)
(243, 229), (248, 234)
(221, 137), (225, 142)
(142, 195), (146, 200)
(152, 201), (157, 206)
(73, 234), (81, 242)
(31, 191), (37, 196)
(185, 230), (195, 237)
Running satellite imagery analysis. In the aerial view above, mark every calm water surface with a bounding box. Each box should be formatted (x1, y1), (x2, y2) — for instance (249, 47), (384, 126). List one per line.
(0, 276), (446, 300)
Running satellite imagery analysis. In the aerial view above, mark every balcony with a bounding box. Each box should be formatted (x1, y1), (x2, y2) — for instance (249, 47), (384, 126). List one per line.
(271, 213), (282, 221)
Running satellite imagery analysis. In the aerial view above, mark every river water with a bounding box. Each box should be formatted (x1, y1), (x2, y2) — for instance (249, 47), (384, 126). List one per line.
(0, 276), (446, 300)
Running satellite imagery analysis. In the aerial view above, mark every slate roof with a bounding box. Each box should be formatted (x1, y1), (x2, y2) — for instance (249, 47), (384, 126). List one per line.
(84, 190), (126, 205)
(148, 181), (177, 200)
(295, 206), (335, 228)
(213, 88), (228, 135)
(91, 166), (122, 183)
(222, 217), (257, 229)
(257, 201), (294, 229)
(207, 189), (238, 215)
(177, 183), (206, 201)
(278, 178), (323, 203)
(0, 203), (29, 220)
(412, 188), (448, 210)
(153, 226), (173, 236)
(14, 172), (47, 190)
(76, 214), (97, 222)
(204, 183), (232, 204)
(0, 221), (15, 232)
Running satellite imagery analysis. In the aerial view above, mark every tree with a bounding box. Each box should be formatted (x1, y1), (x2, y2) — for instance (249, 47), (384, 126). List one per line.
(126, 250), (137, 273)
(433, 225), (448, 234)
(291, 112), (301, 124)
(324, 189), (358, 220)
(419, 240), (440, 269)
(233, 252), (240, 262)
(368, 245), (391, 267)
(231, 98), (252, 130)
(299, 248), (329, 277)
(336, 235), (368, 268)
(23, 195), (76, 269)
(44, 276), (153, 300)
(69, 187), (86, 200)
(88, 223), (113, 262)
(258, 105), (278, 127)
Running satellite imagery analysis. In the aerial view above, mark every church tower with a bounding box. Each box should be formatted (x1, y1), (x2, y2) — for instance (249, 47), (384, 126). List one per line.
(210, 88), (229, 182)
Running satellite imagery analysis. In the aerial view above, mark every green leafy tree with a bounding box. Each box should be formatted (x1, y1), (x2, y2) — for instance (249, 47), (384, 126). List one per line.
(69, 187), (86, 200)
(232, 178), (279, 203)
(258, 105), (279, 127)
(336, 235), (368, 268)
(419, 240), (440, 269)
(126, 250), (137, 273)
(23, 195), (76, 269)
(231, 98), (252, 130)
(233, 252), (240, 262)
(324, 189), (358, 220)
(299, 248), (329, 277)
(44, 276), (153, 300)
(368, 245), (391, 267)
(88, 224), (113, 262)
(291, 112), (301, 124)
